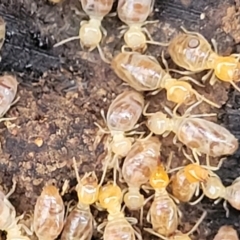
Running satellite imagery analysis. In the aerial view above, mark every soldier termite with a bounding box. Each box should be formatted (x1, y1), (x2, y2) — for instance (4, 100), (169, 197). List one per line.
(111, 51), (220, 112)
(213, 226), (239, 240)
(60, 157), (99, 240)
(97, 182), (142, 240)
(94, 90), (145, 184)
(121, 136), (161, 224)
(168, 27), (240, 91)
(33, 185), (65, 240)
(54, 0), (114, 63)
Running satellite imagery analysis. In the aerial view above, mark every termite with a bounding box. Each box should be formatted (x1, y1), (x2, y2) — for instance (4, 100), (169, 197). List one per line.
(61, 158), (99, 240)
(201, 174), (240, 217)
(168, 27), (240, 91)
(33, 185), (65, 240)
(94, 90), (144, 183)
(117, 0), (161, 52)
(144, 210), (207, 240)
(145, 165), (180, 237)
(0, 180), (30, 240)
(0, 16), (5, 52)
(0, 75), (19, 119)
(213, 226), (239, 240)
(97, 182), (142, 240)
(111, 51), (220, 112)
(121, 136), (161, 223)
(144, 103), (239, 158)
(169, 150), (224, 204)
(54, 0), (114, 63)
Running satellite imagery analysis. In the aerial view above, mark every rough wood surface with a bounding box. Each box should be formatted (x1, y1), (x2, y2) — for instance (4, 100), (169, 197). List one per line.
(0, 0), (239, 239)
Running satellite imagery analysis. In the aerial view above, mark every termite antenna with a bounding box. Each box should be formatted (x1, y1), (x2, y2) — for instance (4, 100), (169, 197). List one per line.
(53, 36), (80, 48)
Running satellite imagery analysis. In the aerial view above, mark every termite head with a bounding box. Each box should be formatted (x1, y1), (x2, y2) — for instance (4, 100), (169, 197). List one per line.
(202, 175), (224, 199)
(149, 165), (169, 189)
(184, 164), (210, 183)
(124, 26), (147, 52)
(111, 133), (133, 157)
(124, 187), (144, 210)
(165, 80), (193, 104)
(146, 112), (169, 135)
(98, 183), (122, 212)
(76, 172), (99, 205)
(214, 56), (240, 83)
(79, 19), (102, 49)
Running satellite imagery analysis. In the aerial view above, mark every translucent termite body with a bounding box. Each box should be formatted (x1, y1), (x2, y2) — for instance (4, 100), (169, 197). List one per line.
(201, 175), (240, 216)
(170, 164), (210, 202)
(146, 166), (179, 237)
(33, 185), (65, 240)
(146, 111), (238, 157)
(0, 181), (30, 240)
(168, 28), (240, 90)
(111, 52), (220, 109)
(0, 16), (6, 51)
(117, 0), (155, 52)
(98, 183), (142, 240)
(144, 210), (207, 240)
(61, 158), (99, 240)
(95, 90), (144, 183)
(54, 0), (114, 63)
(0, 75), (19, 118)
(213, 226), (239, 240)
(122, 136), (161, 210)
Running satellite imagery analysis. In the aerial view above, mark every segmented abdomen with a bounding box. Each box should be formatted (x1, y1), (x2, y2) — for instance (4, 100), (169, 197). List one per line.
(61, 207), (93, 240)
(112, 52), (166, 91)
(104, 218), (135, 240)
(80, 0), (114, 18)
(117, 0), (154, 25)
(168, 33), (214, 71)
(177, 118), (239, 157)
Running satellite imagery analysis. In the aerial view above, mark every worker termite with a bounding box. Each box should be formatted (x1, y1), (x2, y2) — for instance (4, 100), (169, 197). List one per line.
(121, 136), (161, 223)
(213, 226), (239, 240)
(111, 51), (220, 112)
(95, 90), (145, 183)
(54, 0), (114, 63)
(0, 16), (5, 52)
(201, 174), (240, 217)
(117, 0), (161, 52)
(33, 185), (65, 240)
(145, 165), (180, 237)
(169, 150), (224, 203)
(0, 180), (30, 240)
(168, 27), (240, 91)
(0, 75), (19, 119)
(144, 210), (207, 240)
(144, 103), (239, 158)
(97, 182), (142, 240)
(61, 158), (99, 240)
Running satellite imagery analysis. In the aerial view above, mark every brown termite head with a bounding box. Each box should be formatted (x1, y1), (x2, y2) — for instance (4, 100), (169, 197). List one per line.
(213, 226), (239, 240)
(146, 112), (169, 135)
(76, 171), (99, 205)
(79, 19), (103, 49)
(33, 185), (65, 240)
